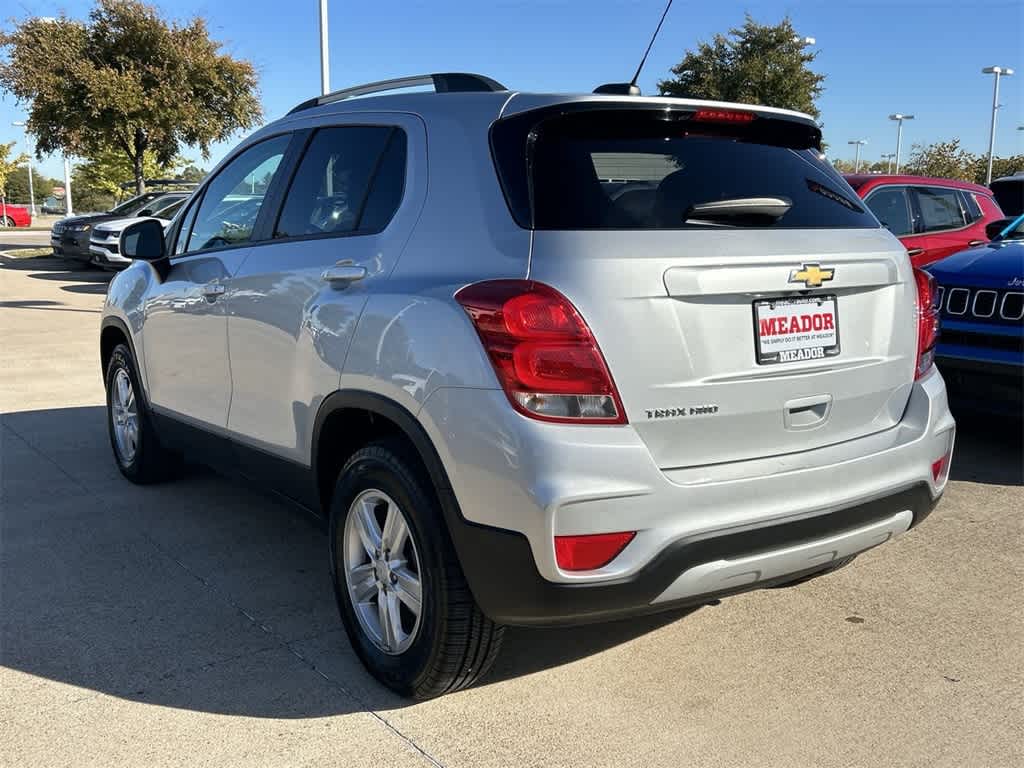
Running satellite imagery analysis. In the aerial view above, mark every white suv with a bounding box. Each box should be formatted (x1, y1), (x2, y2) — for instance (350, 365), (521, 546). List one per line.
(100, 73), (955, 699)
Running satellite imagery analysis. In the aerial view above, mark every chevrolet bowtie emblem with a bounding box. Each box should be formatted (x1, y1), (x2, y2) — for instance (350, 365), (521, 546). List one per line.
(788, 263), (835, 288)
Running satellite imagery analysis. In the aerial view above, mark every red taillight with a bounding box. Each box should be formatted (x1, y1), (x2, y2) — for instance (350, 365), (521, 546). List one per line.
(455, 280), (626, 424)
(914, 268), (940, 380)
(692, 108), (756, 124)
(555, 532), (636, 571)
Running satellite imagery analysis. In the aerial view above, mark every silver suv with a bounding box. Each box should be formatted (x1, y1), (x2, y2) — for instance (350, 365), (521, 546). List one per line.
(100, 73), (955, 699)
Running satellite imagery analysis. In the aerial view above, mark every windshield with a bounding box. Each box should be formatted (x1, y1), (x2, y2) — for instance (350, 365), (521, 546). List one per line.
(491, 107), (874, 231)
(110, 192), (161, 216)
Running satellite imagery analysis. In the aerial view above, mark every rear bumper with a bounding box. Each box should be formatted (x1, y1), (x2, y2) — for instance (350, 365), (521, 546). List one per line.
(449, 484), (936, 626)
(420, 367), (955, 626)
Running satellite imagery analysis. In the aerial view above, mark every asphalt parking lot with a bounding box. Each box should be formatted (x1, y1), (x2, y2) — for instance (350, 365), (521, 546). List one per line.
(2, 247), (1022, 768)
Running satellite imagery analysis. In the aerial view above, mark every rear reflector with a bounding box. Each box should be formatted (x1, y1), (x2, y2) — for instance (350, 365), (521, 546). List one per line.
(692, 108), (756, 124)
(555, 532), (636, 571)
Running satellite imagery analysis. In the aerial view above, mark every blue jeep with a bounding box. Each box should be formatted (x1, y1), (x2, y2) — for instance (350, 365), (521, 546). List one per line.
(928, 214), (1024, 416)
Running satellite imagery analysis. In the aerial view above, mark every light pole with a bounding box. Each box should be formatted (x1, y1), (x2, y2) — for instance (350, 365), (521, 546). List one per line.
(11, 121), (36, 216)
(982, 66), (1014, 185)
(881, 152), (896, 174)
(847, 139), (867, 172)
(319, 0), (330, 95)
(64, 158), (73, 216)
(888, 114), (914, 174)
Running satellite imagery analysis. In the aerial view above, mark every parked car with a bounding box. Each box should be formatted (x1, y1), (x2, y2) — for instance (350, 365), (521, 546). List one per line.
(89, 195), (188, 269)
(100, 73), (955, 699)
(990, 171), (1024, 217)
(845, 174), (1004, 267)
(0, 201), (32, 228)
(51, 191), (181, 264)
(928, 213), (1024, 416)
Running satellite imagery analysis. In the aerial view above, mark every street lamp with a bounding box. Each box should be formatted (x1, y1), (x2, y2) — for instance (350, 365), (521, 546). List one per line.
(319, 0), (330, 95)
(880, 152), (896, 174)
(847, 139), (868, 172)
(11, 121), (36, 216)
(888, 114), (914, 174)
(982, 66), (1014, 185)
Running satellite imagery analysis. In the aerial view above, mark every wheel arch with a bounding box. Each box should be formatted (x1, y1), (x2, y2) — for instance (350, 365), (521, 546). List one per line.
(312, 390), (456, 519)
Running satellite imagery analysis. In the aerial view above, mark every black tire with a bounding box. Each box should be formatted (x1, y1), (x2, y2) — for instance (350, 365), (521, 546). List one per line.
(1, 216), (14, 227)
(104, 343), (179, 483)
(329, 439), (504, 699)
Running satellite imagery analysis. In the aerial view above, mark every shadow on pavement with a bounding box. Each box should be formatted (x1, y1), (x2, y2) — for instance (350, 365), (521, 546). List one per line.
(1, 405), (685, 717)
(949, 409), (1023, 486)
(3, 400), (1019, 717)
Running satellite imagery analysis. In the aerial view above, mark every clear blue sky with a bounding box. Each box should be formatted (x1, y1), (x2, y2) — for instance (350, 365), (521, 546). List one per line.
(1, 0), (1021, 182)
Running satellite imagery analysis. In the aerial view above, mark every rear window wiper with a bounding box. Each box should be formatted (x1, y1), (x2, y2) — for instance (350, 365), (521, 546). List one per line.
(684, 196), (792, 226)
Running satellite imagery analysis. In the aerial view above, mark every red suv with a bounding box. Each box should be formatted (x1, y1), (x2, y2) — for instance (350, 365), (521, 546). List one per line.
(845, 174), (1003, 267)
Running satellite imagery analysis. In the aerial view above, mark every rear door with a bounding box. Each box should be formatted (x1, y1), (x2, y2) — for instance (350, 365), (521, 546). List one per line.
(908, 185), (975, 266)
(492, 105), (917, 470)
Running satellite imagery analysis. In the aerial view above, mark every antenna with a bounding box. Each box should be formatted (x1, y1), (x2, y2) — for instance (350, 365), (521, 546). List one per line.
(631, 0), (673, 89)
(594, 0), (674, 96)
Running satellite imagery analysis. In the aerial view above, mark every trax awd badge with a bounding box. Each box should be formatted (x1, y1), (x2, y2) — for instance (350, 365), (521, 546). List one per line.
(788, 263), (835, 288)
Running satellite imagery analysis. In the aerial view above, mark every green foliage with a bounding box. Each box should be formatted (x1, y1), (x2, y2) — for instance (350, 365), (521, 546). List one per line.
(2, 165), (55, 204)
(74, 146), (179, 197)
(0, 0), (262, 194)
(903, 139), (976, 181)
(975, 154), (1024, 185)
(902, 138), (1024, 184)
(0, 141), (29, 200)
(658, 14), (825, 119)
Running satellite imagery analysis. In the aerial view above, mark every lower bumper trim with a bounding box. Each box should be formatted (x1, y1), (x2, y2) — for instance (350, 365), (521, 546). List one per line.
(451, 484), (938, 627)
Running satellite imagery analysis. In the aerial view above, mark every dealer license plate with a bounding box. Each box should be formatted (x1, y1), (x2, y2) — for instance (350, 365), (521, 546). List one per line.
(754, 295), (840, 365)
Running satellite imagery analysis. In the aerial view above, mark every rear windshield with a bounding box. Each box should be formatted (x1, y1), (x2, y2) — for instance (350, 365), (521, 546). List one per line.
(491, 107), (875, 231)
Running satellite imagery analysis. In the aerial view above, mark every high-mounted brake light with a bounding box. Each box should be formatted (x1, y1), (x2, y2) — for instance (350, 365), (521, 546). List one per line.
(914, 268), (940, 380)
(692, 108), (756, 124)
(455, 280), (627, 424)
(555, 532), (636, 571)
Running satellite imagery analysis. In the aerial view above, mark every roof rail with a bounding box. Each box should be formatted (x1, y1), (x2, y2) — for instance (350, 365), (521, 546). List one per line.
(287, 72), (508, 115)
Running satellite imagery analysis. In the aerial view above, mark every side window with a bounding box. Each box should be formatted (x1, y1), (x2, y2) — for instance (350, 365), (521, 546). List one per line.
(185, 134), (291, 253)
(960, 191), (983, 223)
(274, 126), (404, 239)
(914, 186), (967, 232)
(865, 187), (913, 236)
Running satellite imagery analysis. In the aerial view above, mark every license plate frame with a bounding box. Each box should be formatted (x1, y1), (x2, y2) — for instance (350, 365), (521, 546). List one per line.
(753, 294), (841, 365)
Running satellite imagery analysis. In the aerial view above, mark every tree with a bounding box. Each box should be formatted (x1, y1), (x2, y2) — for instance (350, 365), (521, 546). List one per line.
(178, 163), (208, 183)
(0, 141), (28, 200)
(0, 0), (262, 194)
(830, 158), (856, 174)
(3, 165), (56, 205)
(658, 15), (825, 120)
(903, 139), (976, 181)
(973, 154), (1024, 185)
(73, 145), (181, 200)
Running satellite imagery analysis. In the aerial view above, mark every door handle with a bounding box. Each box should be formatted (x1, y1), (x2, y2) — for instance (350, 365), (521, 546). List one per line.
(201, 283), (226, 298)
(967, 240), (985, 247)
(906, 248), (924, 258)
(322, 264), (367, 285)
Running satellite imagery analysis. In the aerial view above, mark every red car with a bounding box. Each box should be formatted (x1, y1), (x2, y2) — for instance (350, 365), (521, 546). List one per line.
(845, 174), (1003, 267)
(0, 201), (32, 228)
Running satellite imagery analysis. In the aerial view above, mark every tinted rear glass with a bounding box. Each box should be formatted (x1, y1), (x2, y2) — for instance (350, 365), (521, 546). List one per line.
(492, 108), (874, 231)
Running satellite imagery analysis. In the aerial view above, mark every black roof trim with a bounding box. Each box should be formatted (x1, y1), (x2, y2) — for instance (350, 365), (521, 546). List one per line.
(287, 72), (507, 115)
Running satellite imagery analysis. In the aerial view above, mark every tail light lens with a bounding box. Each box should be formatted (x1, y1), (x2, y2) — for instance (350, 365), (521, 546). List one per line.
(555, 532), (636, 571)
(914, 268), (940, 380)
(455, 280), (627, 424)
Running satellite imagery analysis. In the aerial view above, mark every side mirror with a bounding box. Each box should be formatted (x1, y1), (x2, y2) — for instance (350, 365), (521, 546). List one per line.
(120, 218), (166, 261)
(985, 217), (1013, 241)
